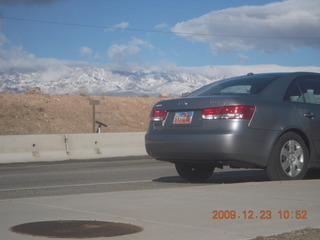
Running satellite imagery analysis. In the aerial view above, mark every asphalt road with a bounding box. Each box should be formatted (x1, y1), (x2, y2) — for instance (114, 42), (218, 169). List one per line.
(1, 157), (320, 240)
(0, 157), (273, 200)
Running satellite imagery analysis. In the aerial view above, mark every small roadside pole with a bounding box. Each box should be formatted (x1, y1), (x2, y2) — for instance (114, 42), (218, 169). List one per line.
(89, 100), (100, 133)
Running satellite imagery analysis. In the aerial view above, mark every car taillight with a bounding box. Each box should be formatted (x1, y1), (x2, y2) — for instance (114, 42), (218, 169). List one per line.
(201, 106), (255, 120)
(150, 110), (168, 121)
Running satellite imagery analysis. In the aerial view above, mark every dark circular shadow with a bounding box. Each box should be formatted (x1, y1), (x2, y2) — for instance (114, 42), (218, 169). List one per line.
(11, 220), (143, 238)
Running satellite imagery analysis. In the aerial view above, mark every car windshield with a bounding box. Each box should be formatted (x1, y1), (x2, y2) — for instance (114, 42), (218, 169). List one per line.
(188, 74), (279, 97)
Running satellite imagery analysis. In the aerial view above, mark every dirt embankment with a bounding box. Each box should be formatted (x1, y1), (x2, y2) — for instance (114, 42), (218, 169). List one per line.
(0, 93), (164, 135)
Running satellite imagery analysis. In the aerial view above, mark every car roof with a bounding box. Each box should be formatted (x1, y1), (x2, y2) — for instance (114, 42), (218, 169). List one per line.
(225, 72), (319, 81)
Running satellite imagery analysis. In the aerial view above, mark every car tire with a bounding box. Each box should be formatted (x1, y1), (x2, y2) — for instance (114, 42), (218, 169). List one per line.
(175, 163), (214, 182)
(266, 132), (309, 181)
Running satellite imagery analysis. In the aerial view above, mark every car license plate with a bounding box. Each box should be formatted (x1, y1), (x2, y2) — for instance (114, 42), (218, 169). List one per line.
(173, 111), (194, 124)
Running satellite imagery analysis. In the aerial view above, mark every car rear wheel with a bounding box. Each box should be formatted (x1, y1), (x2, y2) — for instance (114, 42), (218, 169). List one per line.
(266, 132), (309, 181)
(175, 163), (214, 182)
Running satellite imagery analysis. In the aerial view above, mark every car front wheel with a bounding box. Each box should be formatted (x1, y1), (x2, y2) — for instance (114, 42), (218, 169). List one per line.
(266, 132), (309, 181)
(175, 163), (214, 182)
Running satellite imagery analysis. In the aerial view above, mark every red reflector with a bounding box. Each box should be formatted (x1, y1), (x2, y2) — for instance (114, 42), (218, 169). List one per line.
(202, 106), (255, 120)
(150, 110), (168, 121)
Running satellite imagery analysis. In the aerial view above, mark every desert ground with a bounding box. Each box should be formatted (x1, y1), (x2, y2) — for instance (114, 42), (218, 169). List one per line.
(0, 92), (164, 135)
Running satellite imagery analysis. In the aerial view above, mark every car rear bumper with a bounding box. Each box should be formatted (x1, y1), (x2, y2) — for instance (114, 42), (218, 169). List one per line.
(145, 128), (279, 168)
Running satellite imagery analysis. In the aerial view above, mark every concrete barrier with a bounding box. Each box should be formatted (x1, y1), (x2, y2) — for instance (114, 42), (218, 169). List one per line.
(0, 132), (147, 164)
(66, 132), (147, 160)
(0, 134), (69, 163)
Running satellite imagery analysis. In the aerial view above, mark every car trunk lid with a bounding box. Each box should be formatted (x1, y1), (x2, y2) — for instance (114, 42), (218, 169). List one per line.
(150, 96), (255, 130)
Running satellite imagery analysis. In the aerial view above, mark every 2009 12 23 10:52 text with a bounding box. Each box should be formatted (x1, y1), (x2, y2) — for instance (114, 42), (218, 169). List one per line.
(212, 210), (308, 220)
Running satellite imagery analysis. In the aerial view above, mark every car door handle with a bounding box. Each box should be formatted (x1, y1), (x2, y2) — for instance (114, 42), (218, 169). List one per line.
(304, 112), (315, 119)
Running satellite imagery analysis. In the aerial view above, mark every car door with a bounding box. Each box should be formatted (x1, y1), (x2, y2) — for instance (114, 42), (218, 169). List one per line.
(285, 75), (320, 158)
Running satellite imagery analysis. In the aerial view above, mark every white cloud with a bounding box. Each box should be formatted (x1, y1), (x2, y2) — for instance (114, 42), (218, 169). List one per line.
(0, 47), (69, 72)
(236, 53), (249, 64)
(154, 23), (168, 29)
(80, 46), (92, 57)
(0, 32), (6, 46)
(107, 38), (154, 65)
(79, 46), (100, 59)
(171, 0), (320, 54)
(114, 22), (129, 30)
(105, 22), (129, 32)
(0, 18), (7, 46)
(0, 47), (37, 71)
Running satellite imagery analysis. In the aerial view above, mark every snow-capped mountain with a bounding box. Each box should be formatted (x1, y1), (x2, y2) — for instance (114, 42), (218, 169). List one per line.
(0, 66), (221, 96)
(1, 63), (319, 97)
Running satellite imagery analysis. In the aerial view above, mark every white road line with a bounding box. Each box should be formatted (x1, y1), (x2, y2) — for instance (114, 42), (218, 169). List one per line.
(0, 180), (152, 192)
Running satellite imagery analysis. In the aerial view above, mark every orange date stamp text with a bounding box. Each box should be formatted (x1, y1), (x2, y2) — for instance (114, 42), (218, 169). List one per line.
(211, 210), (308, 220)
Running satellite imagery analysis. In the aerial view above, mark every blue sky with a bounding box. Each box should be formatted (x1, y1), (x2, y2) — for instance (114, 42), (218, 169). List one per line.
(0, 0), (319, 71)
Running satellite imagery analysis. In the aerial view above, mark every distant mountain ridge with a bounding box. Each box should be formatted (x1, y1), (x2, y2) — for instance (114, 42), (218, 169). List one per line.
(0, 66), (219, 97)
(1, 64), (319, 97)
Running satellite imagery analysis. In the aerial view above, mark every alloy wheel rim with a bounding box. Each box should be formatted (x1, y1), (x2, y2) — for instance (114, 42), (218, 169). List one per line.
(280, 140), (304, 177)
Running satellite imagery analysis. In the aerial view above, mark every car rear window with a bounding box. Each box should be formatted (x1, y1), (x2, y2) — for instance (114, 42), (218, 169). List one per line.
(188, 74), (279, 97)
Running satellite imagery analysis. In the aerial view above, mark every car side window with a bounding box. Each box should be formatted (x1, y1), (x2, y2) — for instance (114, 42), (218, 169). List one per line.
(285, 81), (302, 102)
(285, 76), (320, 104)
(297, 78), (320, 104)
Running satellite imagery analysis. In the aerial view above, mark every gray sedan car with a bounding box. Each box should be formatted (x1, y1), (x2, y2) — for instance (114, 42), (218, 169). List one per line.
(145, 72), (320, 181)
